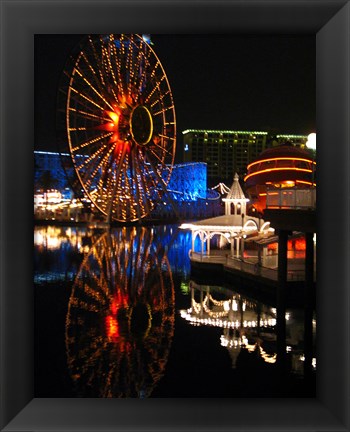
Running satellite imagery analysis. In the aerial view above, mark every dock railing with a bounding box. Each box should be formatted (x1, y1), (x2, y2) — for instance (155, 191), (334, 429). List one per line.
(266, 188), (316, 210)
(190, 250), (308, 281)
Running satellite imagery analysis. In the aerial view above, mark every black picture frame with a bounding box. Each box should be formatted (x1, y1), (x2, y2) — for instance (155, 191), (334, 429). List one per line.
(1, 0), (349, 431)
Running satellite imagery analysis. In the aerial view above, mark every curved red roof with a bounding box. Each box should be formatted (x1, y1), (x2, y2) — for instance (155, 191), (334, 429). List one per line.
(252, 143), (312, 162)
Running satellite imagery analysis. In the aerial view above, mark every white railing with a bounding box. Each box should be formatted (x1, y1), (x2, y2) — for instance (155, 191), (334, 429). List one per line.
(266, 188), (316, 210)
(190, 250), (312, 282)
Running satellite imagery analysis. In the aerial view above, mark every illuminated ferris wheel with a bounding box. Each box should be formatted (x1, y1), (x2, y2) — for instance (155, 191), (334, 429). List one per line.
(60, 34), (176, 222)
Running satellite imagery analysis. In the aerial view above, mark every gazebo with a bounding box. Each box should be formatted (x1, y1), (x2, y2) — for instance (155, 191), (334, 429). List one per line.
(180, 174), (273, 258)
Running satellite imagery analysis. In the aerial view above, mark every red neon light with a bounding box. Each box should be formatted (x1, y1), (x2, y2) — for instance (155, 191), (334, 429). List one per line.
(106, 315), (119, 340)
(268, 239), (306, 251)
(296, 180), (316, 186)
(244, 167), (312, 182)
(247, 157), (316, 170)
(94, 110), (132, 155)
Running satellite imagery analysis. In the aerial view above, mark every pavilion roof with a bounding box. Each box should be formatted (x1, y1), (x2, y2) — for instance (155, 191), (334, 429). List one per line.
(225, 173), (248, 201)
(181, 214), (263, 233)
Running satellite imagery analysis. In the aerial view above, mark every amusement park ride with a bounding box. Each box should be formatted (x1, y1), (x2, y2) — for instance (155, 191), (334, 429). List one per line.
(58, 34), (177, 223)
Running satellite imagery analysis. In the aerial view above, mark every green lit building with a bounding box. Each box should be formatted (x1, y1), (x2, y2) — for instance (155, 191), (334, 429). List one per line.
(273, 134), (308, 148)
(182, 129), (268, 185)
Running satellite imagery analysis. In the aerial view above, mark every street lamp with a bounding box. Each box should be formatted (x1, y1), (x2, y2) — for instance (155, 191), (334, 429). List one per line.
(306, 132), (316, 150)
(306, 133), (316, 186)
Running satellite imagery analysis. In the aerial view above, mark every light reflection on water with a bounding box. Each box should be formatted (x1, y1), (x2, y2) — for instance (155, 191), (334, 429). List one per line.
(181, 281), (316, 376)
(34, 224), (316, 398)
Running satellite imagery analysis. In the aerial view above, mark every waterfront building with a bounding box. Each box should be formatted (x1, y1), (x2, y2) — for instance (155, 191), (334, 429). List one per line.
(182, 129), (268, 184)
(34, 151), (222, 221)
(272, 134), (308, 148)
(35, 151), (210, 199)
(244, 143), (316, 213)
(34, 151), (72, 191)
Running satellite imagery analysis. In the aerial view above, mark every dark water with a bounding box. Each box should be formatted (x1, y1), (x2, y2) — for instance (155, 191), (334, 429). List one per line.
(34, 224), (316, 398)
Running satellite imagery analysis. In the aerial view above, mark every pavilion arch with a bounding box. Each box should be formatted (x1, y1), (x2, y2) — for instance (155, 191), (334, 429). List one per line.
(260, 221), (271, 233)
(192, 230), (204, 250)
(243, 219), (258, 231)
(208, 231), (234, 243)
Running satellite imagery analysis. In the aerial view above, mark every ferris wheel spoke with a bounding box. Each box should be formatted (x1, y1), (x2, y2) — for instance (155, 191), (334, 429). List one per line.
(150, 60), (161, 80)
(71, 132), (112, 153)
(146, 147), (167, 167)
(132, 47), (147, 100)
(110, 36), (126, 101)
(125, 35), (135, 97)
(72, 66), (115, 111)
(76, 154), (107, 188)
(129, 151), (143, 219)
(121, 157), (138, 220)
(87, 36), (108, 87)
(150, 139), (174, 158)
(82, 146), (115, 190)
(102, 38), (119, 92)
(132, 150), (152, 217)
(69, 86), (108, 113)
(68, 108), (106, 123)
(150, 90), (171, 108)
(105, 144), (129, 221)
(144, 74), (166, 104)
(75, 145), (108, 171)
(80, 51), (108, 93)
(144, 83), (161, 105)
(144, 152), (172, 191)
(92, 36), (118, 108)
(140, 157), (163, 200)
(152, 105), (175, 118)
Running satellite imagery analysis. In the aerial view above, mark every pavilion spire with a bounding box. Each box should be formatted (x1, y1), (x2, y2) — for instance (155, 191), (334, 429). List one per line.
(226, 173), (248, 201)
(223, 173), (249, 216)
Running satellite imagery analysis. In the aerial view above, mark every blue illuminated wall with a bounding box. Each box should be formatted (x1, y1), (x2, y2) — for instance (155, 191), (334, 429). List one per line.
(34, 151), (222, 218)
(167, 162), (207, 201)
(34, 151), (71, 190)
(35, 152), (208, 201)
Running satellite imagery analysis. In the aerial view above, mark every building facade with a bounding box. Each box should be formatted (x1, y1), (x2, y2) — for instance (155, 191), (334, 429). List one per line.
(182, 129), (268, 185)
(273, 134), (308, 148)
(34, 151), (222, 220)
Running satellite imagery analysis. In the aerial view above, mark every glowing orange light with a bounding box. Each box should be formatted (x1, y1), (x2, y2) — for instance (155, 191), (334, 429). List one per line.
(106, 110), (120, 123)
(110, 291), (129, 315)
(106, 315), (119, 340)
(244, 167), (312, 182)
(247, 157), (316, 170)
(294, 238), (306, 250)
(267, 238), (306, 252)
(296, 180), (316, 186)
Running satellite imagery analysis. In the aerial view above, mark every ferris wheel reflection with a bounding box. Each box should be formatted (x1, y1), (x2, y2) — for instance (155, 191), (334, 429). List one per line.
(65, 226), (175, 398)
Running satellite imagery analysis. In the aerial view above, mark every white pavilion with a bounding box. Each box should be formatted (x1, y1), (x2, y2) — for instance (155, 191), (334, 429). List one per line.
(180, 173), (274, 259)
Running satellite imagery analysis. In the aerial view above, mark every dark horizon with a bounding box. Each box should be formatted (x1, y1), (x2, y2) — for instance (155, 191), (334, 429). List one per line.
(34, 34), (316, 161)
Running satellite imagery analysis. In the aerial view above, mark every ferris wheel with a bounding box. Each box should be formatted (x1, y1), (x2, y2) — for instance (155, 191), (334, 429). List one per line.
(60, 34), (176, 223)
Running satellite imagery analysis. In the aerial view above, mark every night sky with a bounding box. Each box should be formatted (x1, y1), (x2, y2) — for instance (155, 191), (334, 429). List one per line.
(34, 34), (316, 161)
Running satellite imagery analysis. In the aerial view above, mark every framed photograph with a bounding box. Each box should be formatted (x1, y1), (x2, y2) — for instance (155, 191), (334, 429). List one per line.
(1, 0), (349, 431)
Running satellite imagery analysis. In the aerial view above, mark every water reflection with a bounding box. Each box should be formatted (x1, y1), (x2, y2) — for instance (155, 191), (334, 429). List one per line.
(65, 227), (175, 397)
(34, 224), (315, 397)
(180, 281), (316, 376)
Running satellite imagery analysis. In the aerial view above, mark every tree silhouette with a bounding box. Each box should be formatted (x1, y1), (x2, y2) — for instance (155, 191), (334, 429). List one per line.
(39, 170), (58, 191)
